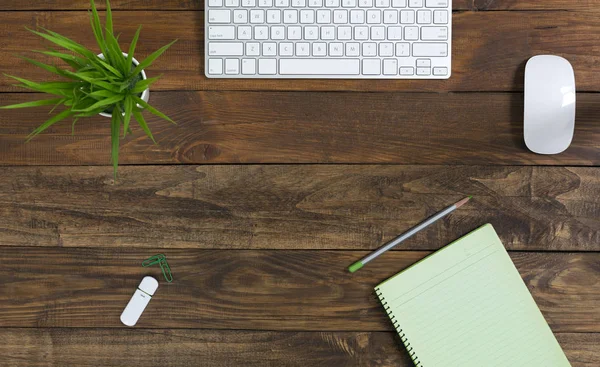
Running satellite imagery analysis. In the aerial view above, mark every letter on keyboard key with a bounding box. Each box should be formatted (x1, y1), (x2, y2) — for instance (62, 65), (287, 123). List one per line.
(421, 26), (448, 40)
(362, 59), (381, 75)
(280, 59), (360, 75)
(425, 0), (448, 7)
(259, 59), (277, 74)
(208, 26), (235, 40)
(208, 10), (231, 23)
(412, 42), (448, 57)
(208, 42), (244, 56)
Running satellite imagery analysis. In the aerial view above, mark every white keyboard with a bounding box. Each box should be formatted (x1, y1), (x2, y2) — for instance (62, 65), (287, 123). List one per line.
(205, 0), (451, 79)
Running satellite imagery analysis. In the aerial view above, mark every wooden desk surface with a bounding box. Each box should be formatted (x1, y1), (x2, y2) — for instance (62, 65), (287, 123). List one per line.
(1, 1), (599, 366)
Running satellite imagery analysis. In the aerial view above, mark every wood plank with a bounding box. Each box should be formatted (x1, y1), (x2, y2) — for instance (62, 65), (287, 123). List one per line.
(0, 248), (597, 331)
(2, 165), (600, 251)
(2, 329), (598, 367)
(475, 0), (600, 11)
(1, 91), (599, 166)
(0, 11), (599, 92)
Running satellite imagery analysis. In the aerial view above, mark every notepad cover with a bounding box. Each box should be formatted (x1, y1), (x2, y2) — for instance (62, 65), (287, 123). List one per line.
(375, 224), (571, 367)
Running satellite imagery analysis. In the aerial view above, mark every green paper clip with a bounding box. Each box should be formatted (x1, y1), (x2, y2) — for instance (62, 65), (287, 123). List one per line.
(159, 258), (173, 283)
(142, 254), (173, 283)
(142, 254), (165, 267)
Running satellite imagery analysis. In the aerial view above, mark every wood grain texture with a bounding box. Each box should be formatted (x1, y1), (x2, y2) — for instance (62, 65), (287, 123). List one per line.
(1, 92), (600, 166)
(474, 0), (600, 11)
(0, 247), (597, 331)
(2, 329), (598, 367)
(2, 165), (600, 251)
(0, 11), (599, 92)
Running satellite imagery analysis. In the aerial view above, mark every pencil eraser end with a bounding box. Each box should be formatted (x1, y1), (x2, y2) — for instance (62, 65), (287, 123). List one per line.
(349, 261), (364, 273)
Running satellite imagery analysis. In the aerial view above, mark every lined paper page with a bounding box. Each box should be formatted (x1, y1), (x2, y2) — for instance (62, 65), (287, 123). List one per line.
(376, 224), (571, 367)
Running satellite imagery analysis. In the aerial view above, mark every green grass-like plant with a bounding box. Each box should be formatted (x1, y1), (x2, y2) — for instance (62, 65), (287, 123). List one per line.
(1, 0), (177, 177)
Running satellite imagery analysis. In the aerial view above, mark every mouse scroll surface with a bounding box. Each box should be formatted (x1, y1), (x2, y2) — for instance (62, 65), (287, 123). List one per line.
(524, 55), (576, 155)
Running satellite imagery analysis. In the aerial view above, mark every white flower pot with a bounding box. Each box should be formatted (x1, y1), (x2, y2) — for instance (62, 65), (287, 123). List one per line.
(97, 52), (150, 118)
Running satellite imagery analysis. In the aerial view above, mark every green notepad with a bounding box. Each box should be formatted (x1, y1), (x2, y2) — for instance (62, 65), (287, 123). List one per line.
(375, 224), (571, 367)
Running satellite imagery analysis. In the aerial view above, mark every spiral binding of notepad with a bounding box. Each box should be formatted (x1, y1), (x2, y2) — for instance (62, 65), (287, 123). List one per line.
(375, 288), (422, 367)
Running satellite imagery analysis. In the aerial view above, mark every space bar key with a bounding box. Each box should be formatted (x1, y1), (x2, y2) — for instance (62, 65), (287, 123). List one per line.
(280, 59), (360, 75)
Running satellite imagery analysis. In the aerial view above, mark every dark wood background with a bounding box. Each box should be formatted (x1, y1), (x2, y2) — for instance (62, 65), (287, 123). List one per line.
(1, 1), (599, 366)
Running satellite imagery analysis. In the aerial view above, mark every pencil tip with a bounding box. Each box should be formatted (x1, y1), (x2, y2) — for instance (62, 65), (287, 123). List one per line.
(455, 196), (472, 208)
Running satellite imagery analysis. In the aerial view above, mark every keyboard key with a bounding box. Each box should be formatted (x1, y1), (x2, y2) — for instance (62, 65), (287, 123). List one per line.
(404, 26), (419, 40)
(400, 66), (414, 75)
(241, 58), (256, 74)
(208, 59), (223, 75)
(421, 26), (448, 40)
(263, 42), (277, 56)
(359, 0), (373, 7)
(417, 67), (430, 75)
(367, 10), (381, 24)
(396, 42), (410, 56)
(379, 42), (394, 56)
(225, 59), (240, 74)
(416, 58), (431, 67)
(346, 42), (360, 56)
(433, 67), (448, 75)
(334, 10), (348, 24)
(225, 0), (240, 6)
(355, 26), (368, 40)
(371, 26), (385, 40)
(259, 59), (277, 74)
(417, 10), (432, 24)
(383, 59), (398, 75)
(305, 26), (319, 39)
(280, 43), (294, 56)
(321, 26), (336, 39)
(388, 26), (402, 40)
(246, 42), (260, 56)
(426, 0), (448, 7)
(434, 10), (448, 24)
(326, 0), (341, 6)
(329, 42), (344, 56)
(292, 0), (306, 6)
(362, 42), (377, 56)
(313, 43), (327, 56)
(384, 10), (398, 24)
(309, 0), (323, 6)
(250, 9), (265, 23)
(209, 0), (223, 6)
(267, 10), (281, 23)
(254, 26), (269, 39)
(275, 0), (290, 6)
(375, 0), (390, 7)
(296, 43), (310, 56)
(284, 9), (298, 23)
(362, 59), (381, 75)
(412, 42), (448, 56)
(338, 26), (352, 40)
(259, 0), (273, 6)
(280, 59), (360, 74)
(409, 0), (423, 7)
(288, 26), (302, 39)
(208, 10), (231, 23)
(238, 26), (252, 39)
(350, 10), (365, 24)
(233, 9), (248, 23)
(392, 0), (407, 7)
(317, 10), (332, 23)
(400, 10), (415, 23)
(208, 42), (244, 56)
(242, 0), (256, 6)
(208, 26), (235, 40)
(300, 9), (315, 23)
(271, 26), (285, 39)
(342, 0), (357, 7)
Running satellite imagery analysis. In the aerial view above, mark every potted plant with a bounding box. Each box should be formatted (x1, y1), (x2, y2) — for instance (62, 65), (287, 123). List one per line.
(0, 0), (177, 177)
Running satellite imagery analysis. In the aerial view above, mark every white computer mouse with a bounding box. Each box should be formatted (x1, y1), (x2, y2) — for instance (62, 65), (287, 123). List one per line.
(524, 55), (576, 155)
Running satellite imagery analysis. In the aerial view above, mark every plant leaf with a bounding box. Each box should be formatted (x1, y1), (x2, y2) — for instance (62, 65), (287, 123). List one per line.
(132, 95), (175, 124)
(27, 109), (72, 141)
(85, 89), (118, 100)
(71, 117), (79, 135)
(105, 30), (127, 74)
(20, 57), (72, 78)
(0, 98), (63, 109)
(126, 26), (142, 72)
(27, 27), (96, 61)
(105, 0), (114, 37)
(33, 50), (86, 69)
(89, 0), (106, 53)
(129, 40), (177, 81)
(123, 95), (133, 138)
(133, 109), (156, 144)
(130, 75), (161, 94)
(110, 104), (121, 179)
(72, 93), (124, 113)
(96, 57), (123, 78)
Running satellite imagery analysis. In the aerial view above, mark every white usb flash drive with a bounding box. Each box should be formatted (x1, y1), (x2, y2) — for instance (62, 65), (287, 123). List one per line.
(120, 276), (159, 326)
